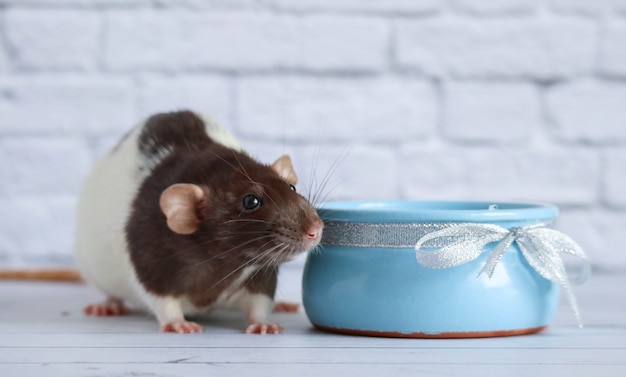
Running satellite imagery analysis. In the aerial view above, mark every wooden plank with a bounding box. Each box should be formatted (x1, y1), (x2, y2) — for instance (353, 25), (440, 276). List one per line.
(2, 363), (625, 377)
(1, 346), (626, 365)
(0, 274), (624, 377)
(1, 326), (625, 349)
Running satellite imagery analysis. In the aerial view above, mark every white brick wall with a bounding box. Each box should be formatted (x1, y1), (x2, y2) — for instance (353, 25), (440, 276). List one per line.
(400, 146), (600, 205)
(451, 0), (539, 15)
(394, 17), (597, 79)
(237, 77), (437, 142)
(604, 149), (626, 209)
(5, 9), (101, 71)
(547, 80), (626, 143)
(137, 75), (233, 126)
(0, 75), (135, 136)
(443, 82), (540, 142)
(600, 20), (626, 77)
(264, 0), (440, 14)
(104, 12), (388, 72)
(548, 0), (626, 15)
(1, 1), (625, 274)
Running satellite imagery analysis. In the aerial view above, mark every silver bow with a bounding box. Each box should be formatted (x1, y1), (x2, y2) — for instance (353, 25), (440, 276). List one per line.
(414, 223), (590, 327)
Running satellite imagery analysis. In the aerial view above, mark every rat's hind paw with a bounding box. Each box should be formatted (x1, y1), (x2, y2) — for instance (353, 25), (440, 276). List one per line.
(160, 320), (204, 334)
(246, 323), (283, 335)
(273, 301), (300, 313)
(84, 298), (129, 316)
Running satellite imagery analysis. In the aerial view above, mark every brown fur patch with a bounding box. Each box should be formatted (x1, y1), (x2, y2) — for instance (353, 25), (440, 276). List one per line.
(125, 111), (320, 309)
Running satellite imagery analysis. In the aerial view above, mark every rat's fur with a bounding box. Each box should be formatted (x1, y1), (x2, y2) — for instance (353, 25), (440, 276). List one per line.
(74, 111), (322, 333)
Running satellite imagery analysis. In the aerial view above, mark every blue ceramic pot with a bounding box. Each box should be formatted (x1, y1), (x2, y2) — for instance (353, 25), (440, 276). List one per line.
(303, 201), (560, 338)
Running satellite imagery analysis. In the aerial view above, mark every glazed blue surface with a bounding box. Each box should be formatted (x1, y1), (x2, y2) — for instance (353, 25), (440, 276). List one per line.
(303, 201), (560, 336)
(316, 200), (558, 223)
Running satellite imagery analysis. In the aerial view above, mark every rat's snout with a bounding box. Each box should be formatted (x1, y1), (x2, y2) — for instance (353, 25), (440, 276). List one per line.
(305, 217), (324, 242)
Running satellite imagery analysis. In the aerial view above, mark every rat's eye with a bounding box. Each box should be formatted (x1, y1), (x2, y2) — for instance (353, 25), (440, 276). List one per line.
(289, 184), (296, 192)
(242, 194), (262, 211)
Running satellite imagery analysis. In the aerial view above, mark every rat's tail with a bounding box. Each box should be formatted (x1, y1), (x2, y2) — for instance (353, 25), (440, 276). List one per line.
(0, 268), (82, 282)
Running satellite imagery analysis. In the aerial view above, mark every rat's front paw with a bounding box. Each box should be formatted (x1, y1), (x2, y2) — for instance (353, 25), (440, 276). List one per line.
(84, 298), (129, 316)
(245, 323), (283, 335)
(160, 320), (204, 334)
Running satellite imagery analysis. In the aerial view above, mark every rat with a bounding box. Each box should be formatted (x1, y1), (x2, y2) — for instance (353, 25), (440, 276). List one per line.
(2, 110), (324, 334)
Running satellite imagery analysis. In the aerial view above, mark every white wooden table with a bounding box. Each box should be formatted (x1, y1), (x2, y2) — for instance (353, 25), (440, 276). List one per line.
(1, 272), (625, 377)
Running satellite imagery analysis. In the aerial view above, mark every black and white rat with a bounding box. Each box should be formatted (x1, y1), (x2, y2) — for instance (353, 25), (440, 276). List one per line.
(73, 110), (323, 334)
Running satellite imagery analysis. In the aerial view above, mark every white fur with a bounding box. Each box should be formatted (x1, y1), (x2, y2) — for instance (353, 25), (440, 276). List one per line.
(213, 266), (260, 310)
(73, 114), (262, 326)
(240, 292), (275, 324)
(74, 126), (144, 306)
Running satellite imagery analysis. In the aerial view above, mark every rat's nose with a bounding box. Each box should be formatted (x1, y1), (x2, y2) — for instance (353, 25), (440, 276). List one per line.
(306, 219), (324, 240)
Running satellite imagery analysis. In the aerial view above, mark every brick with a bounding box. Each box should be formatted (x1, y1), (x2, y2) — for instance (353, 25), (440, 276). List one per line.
(220, 138), (400, 203)
(158, 0), (261, 8)
(0, 46), (7, 73)
(242, 140), (304, 171)
(265, 0), (440, 14)
(549, 0), (626, 14)
(0, 27), (7, 72)
(0, 75), (135, 136)
(556, 209), (626, 271)
(277, 262), (307, 295)
(394, 18), (596, 79)
(0, 0), (149, 6)
(237, 77), (437, 143)
(5, 9), (100, 71)
(104, 11), (387, 72)
(0, 138), (93, 197)
(451, 0), (539, 14)
(0, 196), (77, 262)
(242, 139), (317, 199)
(243, 141), (399, 201)
(301, 144), (399, 202)
(92, 135), (126, 159)
(399, 146), (599, 205)
(138, 75), (233, 128)
(603, 149), (626, 208)
(546, 80), (626, 144)
(599, 21), (626, 77)
(443, 82), (540, 143)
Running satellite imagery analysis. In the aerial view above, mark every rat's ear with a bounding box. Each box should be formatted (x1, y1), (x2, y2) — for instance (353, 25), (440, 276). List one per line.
(271, 154), (298, 185)
(160, 183), (207, 235)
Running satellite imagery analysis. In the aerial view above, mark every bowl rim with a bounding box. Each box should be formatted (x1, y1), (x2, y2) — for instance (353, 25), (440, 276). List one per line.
(316, 200), (558, 223)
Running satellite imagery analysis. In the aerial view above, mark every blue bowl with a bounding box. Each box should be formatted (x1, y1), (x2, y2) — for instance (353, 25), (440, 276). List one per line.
(303, 201), (561, 338)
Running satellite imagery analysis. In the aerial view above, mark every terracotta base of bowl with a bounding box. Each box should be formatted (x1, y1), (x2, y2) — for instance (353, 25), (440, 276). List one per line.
(313, 323), (547, 339)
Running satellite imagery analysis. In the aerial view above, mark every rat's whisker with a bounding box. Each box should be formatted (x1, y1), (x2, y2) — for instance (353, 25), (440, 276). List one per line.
(231, 149), (256, 186)
(193, 235), (276, 267)
(204, 242), (286, 292)
(307, 130), (325, 204)
(244, 245), (286, 285)
(308, 143), (352, 207)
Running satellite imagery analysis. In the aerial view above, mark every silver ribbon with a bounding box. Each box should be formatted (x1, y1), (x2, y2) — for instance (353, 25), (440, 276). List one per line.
(321, 221), (467, 249)
(414, 222), (590, 327)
